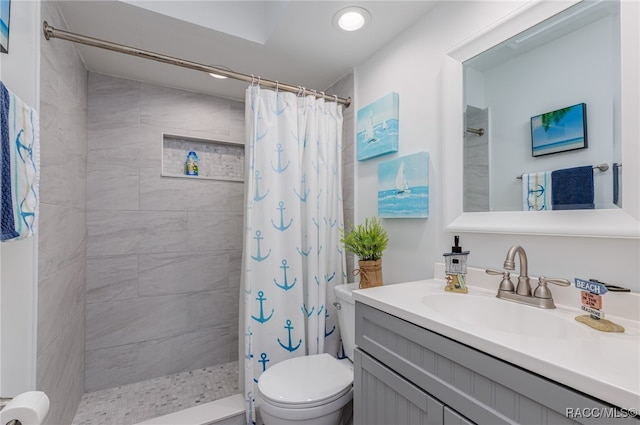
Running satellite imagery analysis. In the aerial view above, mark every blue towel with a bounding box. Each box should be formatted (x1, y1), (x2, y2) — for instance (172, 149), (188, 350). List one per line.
(1, 82), (18, 241)
(0, 80), (40, 242)
(551, 165), (594, 210)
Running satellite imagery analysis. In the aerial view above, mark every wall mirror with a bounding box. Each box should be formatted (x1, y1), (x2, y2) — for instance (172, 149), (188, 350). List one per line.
(443, 0), (639, 238)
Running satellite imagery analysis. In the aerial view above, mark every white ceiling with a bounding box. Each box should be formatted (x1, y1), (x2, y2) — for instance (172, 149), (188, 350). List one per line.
(54, 1), (439, 102)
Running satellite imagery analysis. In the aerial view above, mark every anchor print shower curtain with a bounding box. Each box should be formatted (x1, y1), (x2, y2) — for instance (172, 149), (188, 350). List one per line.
(242, 86), (346, 424)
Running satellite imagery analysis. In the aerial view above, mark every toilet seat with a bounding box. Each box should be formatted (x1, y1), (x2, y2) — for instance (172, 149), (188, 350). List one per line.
(258, 353), (353, 409)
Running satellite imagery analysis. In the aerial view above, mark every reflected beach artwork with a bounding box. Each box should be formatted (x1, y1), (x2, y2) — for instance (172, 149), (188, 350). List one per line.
(531, 103), (587, 157)
(356, 92), (399, 161)
(378, 152), (429, 218)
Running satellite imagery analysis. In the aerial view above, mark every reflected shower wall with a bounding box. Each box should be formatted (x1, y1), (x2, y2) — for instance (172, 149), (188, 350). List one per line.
(463, 106), (489, 212)
(85, 73), (245, 391)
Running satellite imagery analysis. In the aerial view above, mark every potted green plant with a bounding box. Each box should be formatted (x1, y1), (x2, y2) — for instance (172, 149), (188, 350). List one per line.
(340, 216), (389, 288)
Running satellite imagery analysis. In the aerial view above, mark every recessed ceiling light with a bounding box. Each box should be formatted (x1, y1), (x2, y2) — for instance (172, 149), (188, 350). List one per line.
(209, 65), (233, 79)
(333, 7), (371, 32)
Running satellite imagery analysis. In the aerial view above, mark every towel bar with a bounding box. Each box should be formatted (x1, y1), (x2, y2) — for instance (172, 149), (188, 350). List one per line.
(516, 163), (609, 179)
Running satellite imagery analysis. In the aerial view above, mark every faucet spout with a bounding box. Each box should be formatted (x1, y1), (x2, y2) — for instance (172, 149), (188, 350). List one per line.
(503, 245), (531, 296)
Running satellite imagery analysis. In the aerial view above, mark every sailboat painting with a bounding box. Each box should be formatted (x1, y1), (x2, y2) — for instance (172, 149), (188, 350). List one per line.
(356, 92), (399, 161)
(378, 152), (429, 218)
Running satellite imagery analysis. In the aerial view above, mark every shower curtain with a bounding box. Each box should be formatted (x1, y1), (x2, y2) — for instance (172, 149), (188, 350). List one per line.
(241, 86), (346, 424)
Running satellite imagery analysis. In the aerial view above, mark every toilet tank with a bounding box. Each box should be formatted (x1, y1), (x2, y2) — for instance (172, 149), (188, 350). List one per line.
(334, 283), (358, 361)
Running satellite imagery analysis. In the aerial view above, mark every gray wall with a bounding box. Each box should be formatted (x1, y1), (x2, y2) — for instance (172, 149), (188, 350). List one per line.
(85, 73), (244, 391)
(326, 72), (355, 282)
(37, 2), (88, 424)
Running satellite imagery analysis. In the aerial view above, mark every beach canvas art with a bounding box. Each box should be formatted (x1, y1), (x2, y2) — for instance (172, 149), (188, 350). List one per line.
(356, 92), (399, 161)
(530, 103), (587, 157)
(378, 152), (429, 218)
(0, 0), (9, 53)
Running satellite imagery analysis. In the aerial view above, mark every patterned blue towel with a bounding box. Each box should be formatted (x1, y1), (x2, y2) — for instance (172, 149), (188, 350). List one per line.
(522, 171), (553, 211)
(551, 166), (594, 210)
(0, 81), (40, 241)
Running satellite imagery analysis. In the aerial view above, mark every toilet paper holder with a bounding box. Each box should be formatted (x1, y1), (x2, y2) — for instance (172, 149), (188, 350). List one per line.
(0, 398), (12, 410)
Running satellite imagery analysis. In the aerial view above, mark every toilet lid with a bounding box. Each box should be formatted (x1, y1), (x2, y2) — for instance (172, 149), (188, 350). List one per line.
(258, 353), (353, 408)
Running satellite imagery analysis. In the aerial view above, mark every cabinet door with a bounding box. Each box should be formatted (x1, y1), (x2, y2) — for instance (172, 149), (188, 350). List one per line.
(444, 406), (475, 425)
(355, 349), (444, 425)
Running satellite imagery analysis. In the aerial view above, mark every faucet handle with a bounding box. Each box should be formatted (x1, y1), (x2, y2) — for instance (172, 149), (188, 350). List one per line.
(534, 276), (571, 299)
(485, 268), (515, 292)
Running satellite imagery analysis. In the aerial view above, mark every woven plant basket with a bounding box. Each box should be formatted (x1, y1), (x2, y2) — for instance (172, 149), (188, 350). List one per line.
(355, 259), (383, 289)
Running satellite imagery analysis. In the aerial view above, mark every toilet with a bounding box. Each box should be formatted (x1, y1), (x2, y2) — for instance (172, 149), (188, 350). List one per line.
(257, 282), (358, 425)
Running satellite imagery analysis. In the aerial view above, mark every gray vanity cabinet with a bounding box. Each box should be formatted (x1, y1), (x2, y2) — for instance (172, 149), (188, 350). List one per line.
(354, 302), (638, 425)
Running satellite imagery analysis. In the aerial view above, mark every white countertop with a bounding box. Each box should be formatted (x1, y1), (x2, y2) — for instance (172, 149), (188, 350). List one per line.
(352, 265), (640, 411)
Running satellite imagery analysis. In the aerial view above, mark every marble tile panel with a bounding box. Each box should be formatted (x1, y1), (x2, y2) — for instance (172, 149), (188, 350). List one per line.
(39, 135), (86, 209)
(88, 122), (162, 168)
(36, 304), (85, 425)
(37, 257), (85, 355)
(135, 327), (231, 383)
(88, 73), (141, 127)
(187, 212), (243, 251)
(138, 251), (229, 296)
(38, 203), (86, 278)
(84, 341), (141, 392)
(228, 325), (239, 363)
(87, 163), (140, 211)
(228, 182), (246, 212)
(39, 47), (59, 136)
(228, 250), (242, 290)
(139, 167), (231, 212)
(87, 210), (188, 256)
(85, 294), (189, 350)
(56, 60), (88, 160)
(140, 84), (239, 138)
(86, 255), (139, 304)
(186, 289), (236, 332)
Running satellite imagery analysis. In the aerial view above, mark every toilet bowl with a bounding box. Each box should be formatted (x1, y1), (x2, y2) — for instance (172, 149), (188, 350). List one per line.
(257, 282), (358, 425)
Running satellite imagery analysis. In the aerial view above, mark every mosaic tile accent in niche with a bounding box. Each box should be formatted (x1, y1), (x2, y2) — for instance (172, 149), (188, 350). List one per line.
(162, 135), (244, 181)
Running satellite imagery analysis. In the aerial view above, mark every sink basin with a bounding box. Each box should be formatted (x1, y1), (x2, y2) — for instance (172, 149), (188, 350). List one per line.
(421, 293), (590, 339)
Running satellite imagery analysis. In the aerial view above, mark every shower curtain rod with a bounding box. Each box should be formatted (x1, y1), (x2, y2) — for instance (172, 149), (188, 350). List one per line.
(42, 21), (352, 107)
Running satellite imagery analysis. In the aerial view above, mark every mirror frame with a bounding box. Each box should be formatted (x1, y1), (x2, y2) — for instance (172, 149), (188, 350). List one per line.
(443, 0), (639, 238)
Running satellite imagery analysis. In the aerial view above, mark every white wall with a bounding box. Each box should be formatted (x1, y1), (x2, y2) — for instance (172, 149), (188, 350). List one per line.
(0, 0), (41, 396)
(355, 0), (640, 294)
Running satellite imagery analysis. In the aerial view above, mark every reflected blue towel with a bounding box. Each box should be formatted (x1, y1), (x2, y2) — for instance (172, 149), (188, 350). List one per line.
(551, 166), (594, 210)
(1, 82), (19, 241)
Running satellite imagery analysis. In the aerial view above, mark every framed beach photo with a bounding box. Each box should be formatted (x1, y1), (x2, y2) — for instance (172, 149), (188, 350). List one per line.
(356, 92), (399, 161)
(0, 0), (9, 53)
(377, 152), (429, 218)
(530, 103), (587, 157)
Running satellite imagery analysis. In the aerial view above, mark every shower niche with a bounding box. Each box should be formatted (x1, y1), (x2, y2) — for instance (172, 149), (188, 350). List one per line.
(161, 134), (245, 181)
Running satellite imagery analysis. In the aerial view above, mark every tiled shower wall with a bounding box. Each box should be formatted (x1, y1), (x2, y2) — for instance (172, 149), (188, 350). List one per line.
(326, 73), (355, 281)
(463, 105), (489, 212)
(85, 73), (244, 391)
(37, 2), (88, 424)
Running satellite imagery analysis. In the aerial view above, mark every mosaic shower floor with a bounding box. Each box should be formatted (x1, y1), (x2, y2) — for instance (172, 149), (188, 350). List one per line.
(72, 361), (239, 425)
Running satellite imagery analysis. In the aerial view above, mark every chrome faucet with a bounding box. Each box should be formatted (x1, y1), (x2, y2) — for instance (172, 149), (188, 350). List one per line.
(486, 245), (570, 309)
(504, 245), (531, 296)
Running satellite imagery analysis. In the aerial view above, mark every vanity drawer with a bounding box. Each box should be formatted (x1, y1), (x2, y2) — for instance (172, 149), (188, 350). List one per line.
(355, 302), (637, 425)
